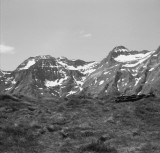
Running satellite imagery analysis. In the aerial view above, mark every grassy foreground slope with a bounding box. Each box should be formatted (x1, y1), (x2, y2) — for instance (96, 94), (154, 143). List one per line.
(0, 94), (160, 153)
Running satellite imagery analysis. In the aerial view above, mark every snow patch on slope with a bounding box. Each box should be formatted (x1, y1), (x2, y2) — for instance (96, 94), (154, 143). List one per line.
(57, 59), (97, 75)
(66, 90), (77, 96)
(19, 59), (36, 70)
(1, 71), (11, 75)
(149, 67), (154, 71)
(135, 77), (141, 86)
(5, 86), (13, 91)
(114, 51), (154, 63)
(99, 80), (104, 85)
(45, 77), (68, 87)
(122, 51), (155, 67)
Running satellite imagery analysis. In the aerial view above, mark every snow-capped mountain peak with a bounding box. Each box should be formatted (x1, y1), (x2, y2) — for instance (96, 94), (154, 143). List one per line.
(82, 46), (160, 97)
(113, 46), (129, 53)
(1, 55), (98, 97)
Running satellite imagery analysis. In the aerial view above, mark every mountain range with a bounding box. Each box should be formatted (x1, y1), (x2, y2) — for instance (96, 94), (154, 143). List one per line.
(0, 46), (160, 99)
(1, 46), (160, 153)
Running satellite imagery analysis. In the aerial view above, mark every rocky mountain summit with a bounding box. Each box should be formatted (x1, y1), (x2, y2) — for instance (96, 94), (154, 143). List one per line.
(0, 46), (160, 98)
(0, 56), (98, 98)
(83, 46), (160, 97)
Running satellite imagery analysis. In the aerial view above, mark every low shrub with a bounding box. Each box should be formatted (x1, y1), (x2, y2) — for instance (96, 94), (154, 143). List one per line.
(81, 141), (118, 153)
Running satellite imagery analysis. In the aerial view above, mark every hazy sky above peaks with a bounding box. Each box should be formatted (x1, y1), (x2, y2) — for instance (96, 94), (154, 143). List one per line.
(0, 0), (160, 70)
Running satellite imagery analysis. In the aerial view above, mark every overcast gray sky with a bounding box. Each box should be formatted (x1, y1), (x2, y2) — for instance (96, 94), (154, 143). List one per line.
(0, 0), (160, 70)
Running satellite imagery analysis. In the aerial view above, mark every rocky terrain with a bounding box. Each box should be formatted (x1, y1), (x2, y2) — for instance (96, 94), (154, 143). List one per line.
(0, 46), (160, 98)
(0, 94), (160, 153)
(0, 46), (160, 153)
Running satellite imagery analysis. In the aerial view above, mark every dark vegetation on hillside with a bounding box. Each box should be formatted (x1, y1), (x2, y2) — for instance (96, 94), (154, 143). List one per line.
(115, 93), (155, 103)
(0, 94), (160, 153)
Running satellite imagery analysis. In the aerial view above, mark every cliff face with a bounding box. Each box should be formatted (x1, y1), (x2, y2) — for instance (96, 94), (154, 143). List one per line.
(0, 46), (160, 98)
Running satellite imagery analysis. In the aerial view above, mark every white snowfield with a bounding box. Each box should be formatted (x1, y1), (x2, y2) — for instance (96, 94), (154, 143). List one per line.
(114, 51), (155, 63)
(114, 51), (155, 68)
(45, 76), (68, 87)
(19, 59), (36, 70)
